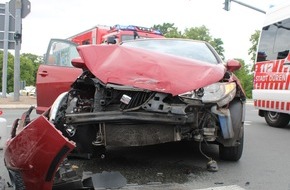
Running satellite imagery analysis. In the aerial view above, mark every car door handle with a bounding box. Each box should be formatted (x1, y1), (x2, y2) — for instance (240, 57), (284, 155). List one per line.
(39, 71), (48, 77)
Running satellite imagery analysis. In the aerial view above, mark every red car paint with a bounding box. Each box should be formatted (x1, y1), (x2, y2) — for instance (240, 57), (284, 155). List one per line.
(4, 115), (75, 190)
(77, 45), (226, 96)
(36, 65), (82, 114)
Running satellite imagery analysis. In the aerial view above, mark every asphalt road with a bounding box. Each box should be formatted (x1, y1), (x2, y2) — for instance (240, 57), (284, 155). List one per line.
(0, 104), (290, 190)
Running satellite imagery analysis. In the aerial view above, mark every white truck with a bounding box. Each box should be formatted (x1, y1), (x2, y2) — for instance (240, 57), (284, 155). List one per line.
(253, 2), (290, 128)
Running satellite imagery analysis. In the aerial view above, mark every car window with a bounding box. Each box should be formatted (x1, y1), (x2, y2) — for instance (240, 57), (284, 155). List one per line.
(122, 39), (219, 64)
(46, 40), (79, 67)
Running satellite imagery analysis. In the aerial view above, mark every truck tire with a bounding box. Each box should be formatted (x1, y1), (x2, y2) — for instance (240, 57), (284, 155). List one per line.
(219, 100), (244, 161)
(264, 111), (290, 128)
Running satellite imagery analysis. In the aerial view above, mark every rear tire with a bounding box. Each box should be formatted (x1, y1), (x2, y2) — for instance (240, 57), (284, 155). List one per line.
(264, 111), (290, 128)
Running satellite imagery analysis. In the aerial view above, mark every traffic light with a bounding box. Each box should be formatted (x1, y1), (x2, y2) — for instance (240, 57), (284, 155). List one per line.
(224, 0), (231, 11)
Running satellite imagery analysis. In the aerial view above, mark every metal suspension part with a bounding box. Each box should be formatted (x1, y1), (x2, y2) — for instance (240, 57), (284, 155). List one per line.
(92, 123), (105, 146)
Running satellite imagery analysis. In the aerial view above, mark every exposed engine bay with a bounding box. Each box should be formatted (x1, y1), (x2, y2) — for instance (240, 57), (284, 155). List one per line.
(49, 70), (244, 159)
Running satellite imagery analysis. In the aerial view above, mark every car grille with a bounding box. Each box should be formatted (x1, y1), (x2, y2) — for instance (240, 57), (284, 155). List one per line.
(120, 91), (154, 111)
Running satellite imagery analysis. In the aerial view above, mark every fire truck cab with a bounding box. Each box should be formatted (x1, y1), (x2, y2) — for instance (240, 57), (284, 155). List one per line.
(68, 24), (164, 46)
(101, 24), (164, 44)
(68, 25), (111, 45)
(253, 2), (290, 128)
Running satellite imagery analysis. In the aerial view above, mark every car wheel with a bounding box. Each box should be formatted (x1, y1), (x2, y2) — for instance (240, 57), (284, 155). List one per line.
(219, 100), (244, 161)
(264, 111), (290, 128)
(219, 132), (243, 161)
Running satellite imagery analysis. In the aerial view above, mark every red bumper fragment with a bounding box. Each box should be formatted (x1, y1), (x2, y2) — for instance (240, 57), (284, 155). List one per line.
(4, 115), (75, 190)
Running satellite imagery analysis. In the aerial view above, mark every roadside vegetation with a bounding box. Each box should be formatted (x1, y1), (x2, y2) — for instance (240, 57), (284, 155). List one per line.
(0, 23), (259, 98)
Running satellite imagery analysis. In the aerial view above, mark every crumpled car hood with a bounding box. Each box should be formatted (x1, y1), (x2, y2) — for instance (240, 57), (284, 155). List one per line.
(77, 45), (226, 96)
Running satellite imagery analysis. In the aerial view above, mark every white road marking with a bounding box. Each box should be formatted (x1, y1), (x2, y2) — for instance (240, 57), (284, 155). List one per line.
(196, 185), (246, 190)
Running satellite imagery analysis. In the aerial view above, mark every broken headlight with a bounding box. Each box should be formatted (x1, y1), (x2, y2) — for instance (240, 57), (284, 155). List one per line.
(179, 82), (236, 107)
(202, 82), (236, 106)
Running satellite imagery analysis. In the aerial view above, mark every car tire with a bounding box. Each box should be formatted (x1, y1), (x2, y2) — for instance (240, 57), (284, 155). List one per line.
(219, 100), (244, 161)
(264, 111), (290, 128)
(219, 133), (243, 161)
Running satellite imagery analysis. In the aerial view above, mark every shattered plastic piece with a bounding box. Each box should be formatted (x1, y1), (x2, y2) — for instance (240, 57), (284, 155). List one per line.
(71, 165), (79, 171)
(83, 171), (127, 189)
(207, 160), (218, 172)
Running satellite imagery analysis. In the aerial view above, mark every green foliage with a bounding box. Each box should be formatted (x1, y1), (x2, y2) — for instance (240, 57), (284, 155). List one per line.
(0, 51), (41, 93)
(210, 38), (225, 60)
(183, 25), (212, 42)
(21, 53), (42, 85)
(153, 23), (183, 38)
(233, 59), (253, 98)
(248, 30), (260, 63)
(0, 51), (14, 92)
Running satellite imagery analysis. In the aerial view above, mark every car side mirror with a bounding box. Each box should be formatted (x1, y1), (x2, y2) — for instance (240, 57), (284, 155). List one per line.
(226, 59), (241, 72)
(71, 57), (86, 69)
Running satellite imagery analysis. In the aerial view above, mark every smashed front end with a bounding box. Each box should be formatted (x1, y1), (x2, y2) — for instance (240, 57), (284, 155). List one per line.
(48, 44), (246, 155)
(50, 69), (244, 151)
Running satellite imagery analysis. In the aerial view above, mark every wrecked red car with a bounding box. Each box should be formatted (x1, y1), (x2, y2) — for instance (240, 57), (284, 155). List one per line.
(4, 38), (246, 189)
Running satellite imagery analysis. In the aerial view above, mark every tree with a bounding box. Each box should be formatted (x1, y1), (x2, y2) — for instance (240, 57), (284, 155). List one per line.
(233, 58), (253, 98)
(20, 53), (42, 85)
(152, 23), (183, 38)
(248, 30), (260, 63)
(210, 38), (225, 60)
(183, 25), (212, 42)
(0, 50), (14, 93)
(183, 25), (225, 59)
(0, 51), (41, 93)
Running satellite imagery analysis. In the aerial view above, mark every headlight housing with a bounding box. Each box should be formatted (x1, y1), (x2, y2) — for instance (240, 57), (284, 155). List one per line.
(179, 82), (236, 107)
(202, 82), (236, 106)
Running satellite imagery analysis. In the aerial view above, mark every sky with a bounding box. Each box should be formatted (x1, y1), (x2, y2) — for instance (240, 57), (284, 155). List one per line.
(0, 0), (289, 63)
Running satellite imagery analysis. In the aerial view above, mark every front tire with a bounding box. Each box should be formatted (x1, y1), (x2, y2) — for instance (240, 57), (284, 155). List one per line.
(264, 111), (289, 128)
(219, 133), (243, 161)
(219, 99), (244, 161)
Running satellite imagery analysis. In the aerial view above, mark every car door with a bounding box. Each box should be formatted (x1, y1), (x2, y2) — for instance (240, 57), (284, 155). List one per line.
(36, 39), (82, 114)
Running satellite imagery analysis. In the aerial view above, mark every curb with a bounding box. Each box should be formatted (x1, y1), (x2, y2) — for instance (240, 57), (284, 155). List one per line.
(1, 104), (36, 109)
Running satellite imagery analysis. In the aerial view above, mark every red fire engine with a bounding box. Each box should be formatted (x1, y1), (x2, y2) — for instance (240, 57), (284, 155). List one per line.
(67, 24), (164, 45)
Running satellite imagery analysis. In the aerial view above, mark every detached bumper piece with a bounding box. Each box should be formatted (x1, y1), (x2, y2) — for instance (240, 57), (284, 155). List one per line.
(4, 109), (127, 190)
(4, 115), (75, 190)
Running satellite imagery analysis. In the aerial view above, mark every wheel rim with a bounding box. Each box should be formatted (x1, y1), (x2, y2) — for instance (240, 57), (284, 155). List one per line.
(267, 111), (279, 122)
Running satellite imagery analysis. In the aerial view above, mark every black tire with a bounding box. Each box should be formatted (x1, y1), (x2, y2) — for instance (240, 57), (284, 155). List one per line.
(219, 132), (243, 161)
(264, 111), (290, 128)
(219, 100), (244, 161)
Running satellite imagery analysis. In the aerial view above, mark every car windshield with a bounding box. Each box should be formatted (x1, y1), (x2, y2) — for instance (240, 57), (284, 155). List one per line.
(122, 39), (220, 64)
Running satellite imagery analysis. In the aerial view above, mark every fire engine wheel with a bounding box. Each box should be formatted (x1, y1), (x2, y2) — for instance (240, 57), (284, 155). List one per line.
(264, 111), (290, 128)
